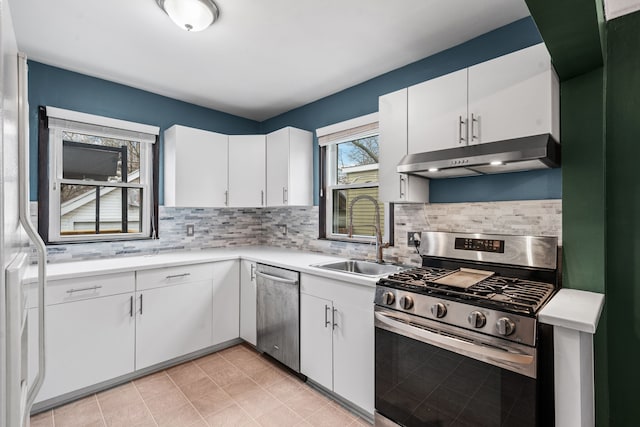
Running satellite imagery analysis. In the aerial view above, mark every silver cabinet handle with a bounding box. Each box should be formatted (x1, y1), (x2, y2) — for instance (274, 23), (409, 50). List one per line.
(225, 190), (229, 206)
(261, 190), (264, 206)
(283, 187), (288, 204)
(471, 113), (479, 142)
(66, 285), (102, 294)
(332, 307), (338, 330)
(250, 263), (256, 281)
(399, 176), (406, 198)
(458, 116), (466, 144)
(166, 273), (190, 279)
(324, 305), (331, 328)
(254, 270), (298, 285)
(139, 294), (143, 315)
(129, 295), (134, 317)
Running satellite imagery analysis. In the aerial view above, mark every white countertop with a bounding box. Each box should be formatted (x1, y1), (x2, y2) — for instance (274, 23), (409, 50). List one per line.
(538, 288), (605, 333)
(25, 246), (386, 287)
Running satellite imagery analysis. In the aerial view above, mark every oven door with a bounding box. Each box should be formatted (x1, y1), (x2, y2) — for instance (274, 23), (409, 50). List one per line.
(375, 307), (544, 427)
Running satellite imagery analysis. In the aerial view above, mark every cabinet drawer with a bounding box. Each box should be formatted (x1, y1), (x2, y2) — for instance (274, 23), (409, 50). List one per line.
(136, 263), (214, 291)
(44, 272), (135, 306)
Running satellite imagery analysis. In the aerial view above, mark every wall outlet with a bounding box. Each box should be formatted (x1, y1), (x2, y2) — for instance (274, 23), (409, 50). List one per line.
(186, 224), (195, 236)
(407, 231), (421, 246)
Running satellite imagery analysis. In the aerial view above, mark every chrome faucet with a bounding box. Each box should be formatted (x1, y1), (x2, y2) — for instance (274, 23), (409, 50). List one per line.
(348, 194), (389, 264)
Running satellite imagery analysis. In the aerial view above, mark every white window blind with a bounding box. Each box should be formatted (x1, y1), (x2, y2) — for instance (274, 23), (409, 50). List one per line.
(317, 112), (378, 147)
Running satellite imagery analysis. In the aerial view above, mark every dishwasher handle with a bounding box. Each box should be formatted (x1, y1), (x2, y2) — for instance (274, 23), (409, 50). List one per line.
(255, 270), (298, 285)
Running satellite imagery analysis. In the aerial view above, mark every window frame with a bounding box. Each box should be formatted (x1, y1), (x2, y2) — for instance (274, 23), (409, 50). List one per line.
(38, 106), (159, 244)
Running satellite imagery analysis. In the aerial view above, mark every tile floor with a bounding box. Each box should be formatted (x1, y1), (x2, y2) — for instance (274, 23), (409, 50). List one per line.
(29, 344), (372, 427)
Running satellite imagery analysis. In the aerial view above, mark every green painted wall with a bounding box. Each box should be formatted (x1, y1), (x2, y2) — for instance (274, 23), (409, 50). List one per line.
(605, 11), (640, 426)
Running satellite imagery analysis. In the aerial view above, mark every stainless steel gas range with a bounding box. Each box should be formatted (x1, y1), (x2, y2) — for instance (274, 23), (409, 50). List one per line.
(374, 231), (559, 427)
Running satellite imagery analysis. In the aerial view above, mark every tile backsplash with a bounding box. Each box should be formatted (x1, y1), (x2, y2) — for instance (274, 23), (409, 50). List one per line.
(31, 199), (561, 265)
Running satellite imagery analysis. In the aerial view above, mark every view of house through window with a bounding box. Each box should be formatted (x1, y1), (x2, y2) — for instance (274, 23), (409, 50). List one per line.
(327, 134), (387, 241)
(60, 132), (143, 236)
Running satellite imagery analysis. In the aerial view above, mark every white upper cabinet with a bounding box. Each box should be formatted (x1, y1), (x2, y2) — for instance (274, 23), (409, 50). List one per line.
(379, 88), (429, 203)
(405, 43), (559, 154)
(228, 135), (266, 207)
(266, 127), (313, 206)
(164, 125), (229, 207)
(467, 43), (560, 144)
(408, 68), (468, 154)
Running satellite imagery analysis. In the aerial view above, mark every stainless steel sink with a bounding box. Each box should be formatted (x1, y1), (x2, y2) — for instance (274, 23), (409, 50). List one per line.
(312, 260), (409, 277)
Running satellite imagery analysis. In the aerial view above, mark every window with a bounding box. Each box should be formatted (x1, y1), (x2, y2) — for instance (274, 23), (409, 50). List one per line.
(39, 107), (159, 243)
(318, 114), (392, 243)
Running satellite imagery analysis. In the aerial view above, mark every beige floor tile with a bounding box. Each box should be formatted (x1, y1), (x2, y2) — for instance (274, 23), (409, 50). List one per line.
(29, 410), (53, 427)
(194, 352), (223, 367)
(256, 404), (306, 427)
(152, 402), (203, 427)
(206, 363), (247, 387)
(189, 388), (235, 417)
(219, 344), (258, 361)
(233, 356), (272, 376)
(235, 389), (281, 419)
(222, 376), (261, 399)
(101, 400), (155, 427)
(284, 389), (330, 420)
(198, 357), (234, 377)
(134, 372), (177, 401)
(350, 416), (373, 426)
(53, 396), (105, 427)
(167, 361), (209, 387)
(249, 367), (286, 387)
(265, 377), (305, 402)
(97, 382), (143, 413)
(305, 402), (356, 427)
(204, 403), (259, 427)
(180, 377), (220, 401)
(144, 387), (188, 416)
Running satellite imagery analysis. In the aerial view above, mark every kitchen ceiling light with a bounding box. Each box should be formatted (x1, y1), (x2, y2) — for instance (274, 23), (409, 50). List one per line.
(490, 161), (504, 166)
(156, 0), (219, 32)
(428, 168), (439, 172)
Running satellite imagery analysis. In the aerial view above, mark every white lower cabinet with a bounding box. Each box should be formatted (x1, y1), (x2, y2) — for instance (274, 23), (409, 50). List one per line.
(300, 274), (375, 414)
(239, 260), (257, 345)
(135, 279), (213, 370)
(212, 260), (240, 345)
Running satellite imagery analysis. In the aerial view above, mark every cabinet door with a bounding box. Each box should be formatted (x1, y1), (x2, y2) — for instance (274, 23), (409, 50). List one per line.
(300, 293), (333, 391)
(408, 68), (468, 154)
(240, 260), (257, 346)
(266, 128), (289, 207)
(135, 280), (213, 370)
(286, 127), (313, 206)
(333, 291), (376, 414)
(164, 125), (229, 207)
(212, 260), (240, 345)
(228, 135), (266, 207)
(30, 293), (135, 403)
(468, 43), (558, 144)
(379, 88), (429, 203)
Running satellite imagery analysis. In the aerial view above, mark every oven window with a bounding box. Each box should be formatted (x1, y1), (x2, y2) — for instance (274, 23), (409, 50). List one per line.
(375, 328), (539, 427)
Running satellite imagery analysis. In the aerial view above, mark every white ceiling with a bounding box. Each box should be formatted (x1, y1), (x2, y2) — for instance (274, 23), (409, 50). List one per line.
(8, 0), (531, 122)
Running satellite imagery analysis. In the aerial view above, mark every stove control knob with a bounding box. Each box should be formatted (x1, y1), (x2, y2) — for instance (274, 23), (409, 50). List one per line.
(430, 303), (447, 318)
(382, 292), (395, 305)
(399, 296), (414, 310)
(496, 317), (516, 336)
(467, 311), (486, 328)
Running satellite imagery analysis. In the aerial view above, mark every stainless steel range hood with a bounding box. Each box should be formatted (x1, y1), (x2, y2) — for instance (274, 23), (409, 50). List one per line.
(397, 134), (560, 179)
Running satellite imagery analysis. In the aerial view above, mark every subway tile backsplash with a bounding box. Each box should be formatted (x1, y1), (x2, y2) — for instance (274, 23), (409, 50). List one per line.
(31, 200), (561, 265)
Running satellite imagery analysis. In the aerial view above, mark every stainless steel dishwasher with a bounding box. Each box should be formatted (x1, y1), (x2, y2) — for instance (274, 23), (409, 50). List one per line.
(256, 263), (300, 372)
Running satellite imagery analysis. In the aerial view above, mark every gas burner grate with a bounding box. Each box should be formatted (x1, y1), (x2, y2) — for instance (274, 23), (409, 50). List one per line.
(380, 267), (556, 315)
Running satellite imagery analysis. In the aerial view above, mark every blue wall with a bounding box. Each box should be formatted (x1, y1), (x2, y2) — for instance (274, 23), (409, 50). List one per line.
(260, 16), (561, 204)
(28, 16), (561, 206)
(27, 62), (260, 203)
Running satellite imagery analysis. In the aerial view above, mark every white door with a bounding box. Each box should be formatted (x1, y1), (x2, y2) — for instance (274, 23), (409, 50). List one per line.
(239, 260), (257, 345)
(266, 128), (290, 207)
(212, 260), (240, 345)
(32, 293), (136, 402)
(164, 125), (229, 207)
(300, 293), (333, 391)
(135, 280), (213, 369)
(228, 135), (266, 207)
(408, 68), (468, 154)
(332, 298), (375, 414)
(467, 43), (557, 144)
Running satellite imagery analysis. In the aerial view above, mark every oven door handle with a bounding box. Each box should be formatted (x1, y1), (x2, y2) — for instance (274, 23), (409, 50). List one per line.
(375, 310), (537, 378)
